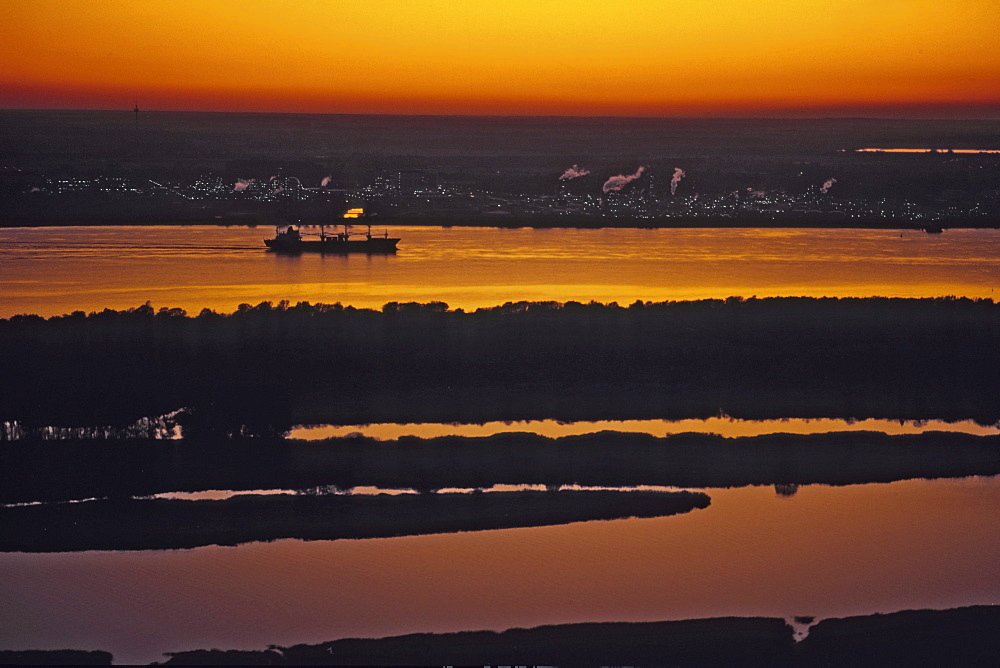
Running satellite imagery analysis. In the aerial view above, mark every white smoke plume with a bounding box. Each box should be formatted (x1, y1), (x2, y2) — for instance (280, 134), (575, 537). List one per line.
(670, 168), (686, 196)
(559, 164), (591, 181)
(820, 177), (837, 194)
(233, 179), (251, 192)
(321, 176), (332, 187)
(602, 166), (646, 193)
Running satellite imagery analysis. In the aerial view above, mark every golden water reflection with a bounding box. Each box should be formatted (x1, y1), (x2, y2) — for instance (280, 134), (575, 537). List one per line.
(2, 226), (998, 318)
(2, 476), (997, 664)
(854, 148), (1000, 153)
(150, 485), (689, 502)
(291, 417), (1000, 441)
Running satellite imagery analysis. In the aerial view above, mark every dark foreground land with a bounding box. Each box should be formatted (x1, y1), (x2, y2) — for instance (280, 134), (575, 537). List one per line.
(158, 606), (1000, 666)
(2, 297), (997, 664)
(5, 606), (995, 665)
(3, 297), (996, 554)
(0, 489), (708, 553)
(0, 650), (114, 665)
(2, 297), (999, 432)
(3, 431), (998, 506)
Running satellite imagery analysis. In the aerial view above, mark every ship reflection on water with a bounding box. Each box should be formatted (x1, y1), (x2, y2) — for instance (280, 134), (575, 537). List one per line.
(1, 225), (999, 318)
(1, 224), (998, 663)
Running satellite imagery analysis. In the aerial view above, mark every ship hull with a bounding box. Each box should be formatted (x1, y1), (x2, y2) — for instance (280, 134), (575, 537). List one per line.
(265, 237), (400, 254)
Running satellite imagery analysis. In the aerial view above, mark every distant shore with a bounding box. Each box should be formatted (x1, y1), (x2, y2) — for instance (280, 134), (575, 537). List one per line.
(1, 213), (998, 230)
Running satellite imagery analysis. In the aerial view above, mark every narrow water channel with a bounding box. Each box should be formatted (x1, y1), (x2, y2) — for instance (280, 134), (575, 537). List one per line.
(2, 476), (997, 664)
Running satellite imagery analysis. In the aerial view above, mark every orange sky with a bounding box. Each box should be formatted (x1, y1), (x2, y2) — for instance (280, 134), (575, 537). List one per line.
(2, 0), (999, 116)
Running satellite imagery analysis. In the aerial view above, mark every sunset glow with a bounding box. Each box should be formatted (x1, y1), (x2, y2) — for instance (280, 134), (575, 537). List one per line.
(3, 0), (999, 116)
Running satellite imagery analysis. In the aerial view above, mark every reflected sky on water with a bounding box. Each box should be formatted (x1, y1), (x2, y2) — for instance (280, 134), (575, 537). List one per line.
(2, 476), (998, 664)
(3, 225), (999, 663)
(2, 226), (998, 317)
(290, 417), (1000, 441)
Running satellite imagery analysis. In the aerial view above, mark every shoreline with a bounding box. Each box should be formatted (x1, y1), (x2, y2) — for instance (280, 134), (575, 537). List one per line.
(0, 489), (710, 553)
(4, 431), (999, 505)
(2, 605), (996, 665)
(2, 216), (998, 230)
(4, 297), (998, 428)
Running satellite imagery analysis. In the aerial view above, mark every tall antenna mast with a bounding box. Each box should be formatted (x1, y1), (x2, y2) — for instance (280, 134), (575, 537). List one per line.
(133, 102), (139, 130)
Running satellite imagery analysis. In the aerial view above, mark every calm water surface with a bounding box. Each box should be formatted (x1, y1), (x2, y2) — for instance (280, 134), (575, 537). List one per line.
(3, 225), (998, 663)
(2, 225), (998, 317)
(2, 476), (997, 664)
(290, 417), (1000, 440)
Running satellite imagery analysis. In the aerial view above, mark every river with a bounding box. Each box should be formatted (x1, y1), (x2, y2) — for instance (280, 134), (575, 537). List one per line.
(2, 477), (998, 664)
(2, 224), (998, 663)
(1, 225), (998, 317)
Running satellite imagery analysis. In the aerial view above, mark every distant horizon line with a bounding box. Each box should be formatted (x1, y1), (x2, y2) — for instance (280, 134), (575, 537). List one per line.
(3, 106), (1000, 123)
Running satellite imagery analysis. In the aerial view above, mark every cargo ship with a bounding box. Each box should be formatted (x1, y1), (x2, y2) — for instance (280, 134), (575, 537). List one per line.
(265, 224), (400, 253)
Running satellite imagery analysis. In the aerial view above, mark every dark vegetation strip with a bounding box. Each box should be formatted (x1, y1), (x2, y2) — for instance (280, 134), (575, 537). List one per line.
(6, 607), (995, 666)
(156, 606), (1000, 666)
(0, 650), (114, 666)
(2, 431), (997, 505)
(1, 297), (998, 431)
(0, 490), (709, 553)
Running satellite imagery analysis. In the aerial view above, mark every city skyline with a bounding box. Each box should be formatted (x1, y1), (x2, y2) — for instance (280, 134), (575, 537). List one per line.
(3, 0), (1000, 118)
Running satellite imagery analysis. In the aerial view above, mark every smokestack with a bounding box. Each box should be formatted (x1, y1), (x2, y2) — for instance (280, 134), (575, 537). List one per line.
(602, 166), (646, 193)
(820, 177), (837, 194)
(670, 168), (686, 196)
(559, 164), (591, 181)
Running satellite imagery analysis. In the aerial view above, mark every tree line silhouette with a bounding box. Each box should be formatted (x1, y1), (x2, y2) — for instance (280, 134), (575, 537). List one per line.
(2, 297), (997, 435)
(7, 606), (996, 666)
